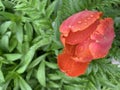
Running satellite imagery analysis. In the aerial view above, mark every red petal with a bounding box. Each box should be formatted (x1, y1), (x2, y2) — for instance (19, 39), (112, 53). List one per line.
(57, 53), (89, 77)
(60, 35), (65, 46)
(71, 11), (102, 32)
(89, 18), (115, 59)
(66, 20), (99, 45)
(64, 44), (76, 56)
(60, 10), (102, 36)
(75, 39), (93, 62)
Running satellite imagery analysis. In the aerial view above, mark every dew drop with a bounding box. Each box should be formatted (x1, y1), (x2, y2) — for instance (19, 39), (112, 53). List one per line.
(96, 40), (100, 43)
(68, 25), (72, 28)
(84, 23), (87, 25)
(87, 17), (91, 19)
(78, 21), (82, 24)
(90, 14), (94, 17)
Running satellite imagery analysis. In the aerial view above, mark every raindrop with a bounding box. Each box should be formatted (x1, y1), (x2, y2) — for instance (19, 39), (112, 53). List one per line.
(68, 25), (72, 28)
(96, 40), (100, 43)
(90, 14), (94, 17)
(87, 17), (91, 20)
(84, 23), (87, 25)
(78, 21), (82, 24)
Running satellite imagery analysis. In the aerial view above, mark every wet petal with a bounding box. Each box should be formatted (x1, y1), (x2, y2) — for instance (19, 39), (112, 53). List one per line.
(57, 53), (89, 77)
(60, 35), (65, 46)
(89, 18), (115, 59)
(64, 44), (76, 56)
(71, 10), (102, 32)
(60, 10), (102, 36)
(66, 20), (99, 45)
(75, 40), (93, 62)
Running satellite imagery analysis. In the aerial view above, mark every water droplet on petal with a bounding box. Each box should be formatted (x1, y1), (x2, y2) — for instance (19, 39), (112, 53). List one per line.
(84, 23), (87, 25)
(78, 21), (82, 24)
(87, 17), (91, 19)
(96, 40), (100, 43)
(68, 25), (72, 28)
(90, 14), (94, 17)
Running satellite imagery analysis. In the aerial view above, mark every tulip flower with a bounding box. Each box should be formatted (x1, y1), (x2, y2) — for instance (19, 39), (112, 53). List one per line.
(57, 10), (115, 77)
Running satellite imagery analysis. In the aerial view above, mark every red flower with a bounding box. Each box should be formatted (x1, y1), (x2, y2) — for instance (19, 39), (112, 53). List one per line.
(57, 10), (115, 77)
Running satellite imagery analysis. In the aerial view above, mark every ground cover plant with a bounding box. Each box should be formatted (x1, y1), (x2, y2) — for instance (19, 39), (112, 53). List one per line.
(0, 0), (120, 90)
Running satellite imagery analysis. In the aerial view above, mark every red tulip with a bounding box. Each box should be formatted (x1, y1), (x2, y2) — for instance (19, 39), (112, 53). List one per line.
(57, 10), (115, 77)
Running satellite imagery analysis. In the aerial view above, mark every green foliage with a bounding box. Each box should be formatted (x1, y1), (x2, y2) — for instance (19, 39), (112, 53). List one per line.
(0, 0), (120, 90)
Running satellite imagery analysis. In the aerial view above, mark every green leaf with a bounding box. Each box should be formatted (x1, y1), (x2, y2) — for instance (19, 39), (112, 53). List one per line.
(0, 12), (21, 22)
(16, 23), (23, 44)
(0, 21), (11, 35)
(9, 36), (17, 52)
(45, 61), (58, 69)
(48, 74), (61, 80)
(37, 61), (46, 87)
(39, 0), (47, 14)
(63, 85), (78, 90)
(0, 70), (5, 83)
(24, 22), (33, 41)
(0, 0), (5, 10)
(0, 32), (11, 52)
(16, 47), (35, 74)
(17, 37), (50, 74)
(13, 77), (19, 90)
(46, 1), (57, 18)
(19, 76), (32, 90)
(3, 53), (22, 61)
(32, 37), (51, 50)
(47, 81), (60, 88)
(28, 53), (48, 69)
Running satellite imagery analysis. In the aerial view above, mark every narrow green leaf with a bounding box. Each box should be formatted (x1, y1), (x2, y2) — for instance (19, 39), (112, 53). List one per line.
(47, 81), (60, 88)
(0, 0), (5, 10)
(26, 69), (33, 81)
(45, 61), (58, 69)
(0, 12), (21, 22)
(16, 43), (22, 53)
(9, 36), (17, 52)
(24, 22), (33, 41)
(63, 85), (76, 90)
(33, 37), (51, 50)
(28, 53), (48, 69)
(0, 32), (11, 51)
(0, 21), (11, 35)
(3, 53), (22, 61)
(16, 23), (23, 44)
(46, 1), (57, 18)
(48, 74), (61, 80)
(13, 77), (19, 90)
(0, 70), (5, 83)
(19, 76), (32, 90)
(37, 61), (46, 87)
(16, 47), (35, 74)
(39, 0), (47, 14)
(17, 37), (50, 73)
(0, 56), (8, 64)
(0, 87), (3, 90)
(32, 36), (42, 44)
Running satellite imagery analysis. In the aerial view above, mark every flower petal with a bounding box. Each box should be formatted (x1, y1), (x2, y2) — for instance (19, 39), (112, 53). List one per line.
(89, 18), (115, 59)
(66, 20), (99, 45)
(71, 10), (102, 32)
(57, 53), (89, 77)
(64, 44), (76, 56)
(75, 39), (93, 62)
(60, 10), (102, 36)
(60, 35), (65, 46)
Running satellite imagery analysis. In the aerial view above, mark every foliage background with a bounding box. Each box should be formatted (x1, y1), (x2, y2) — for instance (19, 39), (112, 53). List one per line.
(0, 0), (120, 90)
